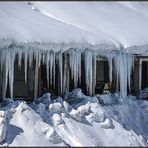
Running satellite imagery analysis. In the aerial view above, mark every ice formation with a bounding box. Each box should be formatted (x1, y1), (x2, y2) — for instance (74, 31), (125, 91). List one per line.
(0, 43), (134, 100)
(113, 51), (134, 99)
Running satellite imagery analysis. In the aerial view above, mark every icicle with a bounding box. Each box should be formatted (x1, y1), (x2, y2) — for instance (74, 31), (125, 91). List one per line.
(113, 51), (134, 100)
(2, 50), (9, 99)
(68, 48), (81, 88)
(1, 50), (5, 72)
(107, 56), (113, 83)
(18, 49), (22, 69)
(127, 54), (134, 92)
(34, 50), (40, 99)
(84, 49), (93, 96)
(49, 51), (54, 86)
(9, 49), (16, 99)
(29, 49), (33, 68)
(123, 53), (128, 97)
(56, 50), (63, 95)
(24, 51), (28, 83)
(2, 48), (16, 99)
(46, 50), (50, 89)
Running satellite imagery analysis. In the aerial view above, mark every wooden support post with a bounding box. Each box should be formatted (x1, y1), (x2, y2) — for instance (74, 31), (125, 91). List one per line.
(139, 59), (142, 91)
(63, 53), (67, 94)
(92, 55), (96, 95)
(34, 56), (39, 99)
(66, 55), (70, 93)
(0, 65), (2, 102)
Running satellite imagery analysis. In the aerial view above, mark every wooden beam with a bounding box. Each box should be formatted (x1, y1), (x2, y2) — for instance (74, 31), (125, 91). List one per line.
(139, 59), (142, 91)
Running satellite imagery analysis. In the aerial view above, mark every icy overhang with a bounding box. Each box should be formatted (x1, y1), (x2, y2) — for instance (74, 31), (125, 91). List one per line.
(0, 2), (120, 51)
(0, 2), (148, 54)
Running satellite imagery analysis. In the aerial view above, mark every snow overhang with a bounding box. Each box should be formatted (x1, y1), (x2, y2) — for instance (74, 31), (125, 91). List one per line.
(30, 1), (148, 54)
(0, 2), (121, 52)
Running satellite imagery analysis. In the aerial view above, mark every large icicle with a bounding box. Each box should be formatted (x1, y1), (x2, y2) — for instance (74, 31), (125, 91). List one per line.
(1, 50), (9, 99)
(127, 54), (134, 92)
(68, 48), (81, 88)
(84, 49), (93, 96)
(1, 48), (16, 99)
(50, 51), (54, 86)
(34, 50), (41, 99)
(45, 50), (56, 90)
(29, 49), (33, 68)
(17, 49), (22, 69)
(107, 56), (113, 83)
(9, 49), (16, 99)
(46, 50), (50, 89)
(113, 52), (134, 100)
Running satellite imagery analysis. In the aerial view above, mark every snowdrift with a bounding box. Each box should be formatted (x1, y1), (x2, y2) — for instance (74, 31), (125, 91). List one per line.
(0, 89), (147, 146)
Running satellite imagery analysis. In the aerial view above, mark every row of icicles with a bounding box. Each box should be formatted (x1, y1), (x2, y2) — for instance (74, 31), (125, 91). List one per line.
(0, 46), (134, 100)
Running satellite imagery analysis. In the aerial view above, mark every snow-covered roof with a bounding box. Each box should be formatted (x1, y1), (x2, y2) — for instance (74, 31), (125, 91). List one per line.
(31, 1), (148, 49)
(0, 2), (148, 53)
(0, 2), (117, 49)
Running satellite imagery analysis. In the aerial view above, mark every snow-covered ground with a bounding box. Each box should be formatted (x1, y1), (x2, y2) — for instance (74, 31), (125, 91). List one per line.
(0, 89), (147, 146)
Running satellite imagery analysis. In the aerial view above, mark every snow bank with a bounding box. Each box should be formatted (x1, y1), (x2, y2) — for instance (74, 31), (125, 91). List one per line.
(97, 93), (119, 105)
(0, 89), (148, 146)
(2, 101), (66, 146)
(0, 111), (7, 143)
(64, 88), (85, 104)
(137, 87), (148, 100)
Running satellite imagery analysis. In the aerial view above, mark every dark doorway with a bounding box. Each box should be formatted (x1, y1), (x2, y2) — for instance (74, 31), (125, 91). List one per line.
(142, 61), (148, 89)
(95, 60), (109, 93)
(40, 64), (57, 97)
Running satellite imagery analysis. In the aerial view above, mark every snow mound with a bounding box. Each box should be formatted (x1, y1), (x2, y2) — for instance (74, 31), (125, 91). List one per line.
(49, 102), (63, 113)
(0, 89), (148, 146)
(99, 118), (113, 129)
(2, 101), (66, 146)
(137, 87), (148, 100)
(64, 88), (85, 104)
(37, 93), (51, 105)
(97, 93), (119, 105)
(0, 111), (7, 143)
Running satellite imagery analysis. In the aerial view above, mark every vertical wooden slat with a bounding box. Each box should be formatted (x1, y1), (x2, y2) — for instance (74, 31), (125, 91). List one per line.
(139, 59), (142, 91)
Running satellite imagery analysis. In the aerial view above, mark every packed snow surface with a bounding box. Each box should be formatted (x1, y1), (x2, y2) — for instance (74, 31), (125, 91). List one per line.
(0, 89), (148, 146)
(31, 1), (148, 48)
(0, 2), (116, 47)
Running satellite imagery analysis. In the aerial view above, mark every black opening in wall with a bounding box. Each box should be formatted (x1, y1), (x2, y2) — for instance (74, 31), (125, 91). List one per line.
(142, 61), (148, 89)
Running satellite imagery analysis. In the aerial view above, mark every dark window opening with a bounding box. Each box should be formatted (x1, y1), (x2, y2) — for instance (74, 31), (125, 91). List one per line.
(142, 61), (148, 90)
